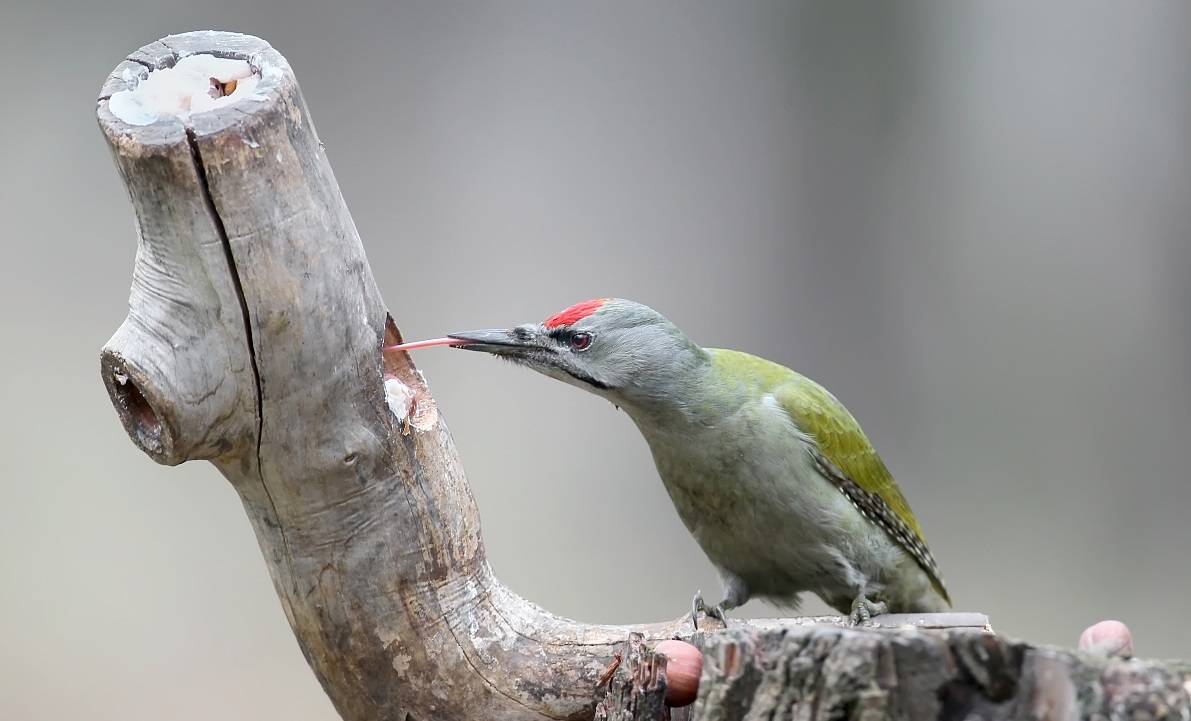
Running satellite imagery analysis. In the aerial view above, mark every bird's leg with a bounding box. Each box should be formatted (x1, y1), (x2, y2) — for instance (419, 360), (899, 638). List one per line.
(690, 591), (731, 630)
(691, 590), (715, 631)
(691, 576), (749, 631)
(848, 593), (888, 625)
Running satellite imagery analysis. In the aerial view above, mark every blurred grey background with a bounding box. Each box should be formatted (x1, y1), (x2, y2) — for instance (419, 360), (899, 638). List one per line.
(2, 1), (1190, 719)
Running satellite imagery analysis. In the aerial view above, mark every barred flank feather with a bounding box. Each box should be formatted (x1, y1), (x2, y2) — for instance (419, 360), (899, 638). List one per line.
(772, 377), (951, 604)
(811, 452), (950, 603)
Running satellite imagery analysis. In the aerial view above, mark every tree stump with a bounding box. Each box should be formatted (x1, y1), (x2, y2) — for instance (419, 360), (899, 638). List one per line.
(96, 31), (1189, 721)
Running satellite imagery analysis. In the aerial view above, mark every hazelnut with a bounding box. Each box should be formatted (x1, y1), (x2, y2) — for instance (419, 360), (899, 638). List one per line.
(1078, 619), (1133, 658)
(656, 639), (702, 707)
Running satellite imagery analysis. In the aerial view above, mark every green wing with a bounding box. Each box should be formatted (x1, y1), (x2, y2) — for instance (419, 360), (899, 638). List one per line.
(710, 350), (950, 603)
(772, 375), (922, 537)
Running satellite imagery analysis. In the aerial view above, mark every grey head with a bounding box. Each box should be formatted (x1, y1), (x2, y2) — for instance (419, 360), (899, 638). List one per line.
(448, 298), (708, 407)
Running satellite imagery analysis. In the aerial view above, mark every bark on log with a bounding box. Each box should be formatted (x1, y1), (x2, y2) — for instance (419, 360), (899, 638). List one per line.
(96, 31), (1187, 721)
(593, 633), (673, 721)
(597, 626), (1191, 721)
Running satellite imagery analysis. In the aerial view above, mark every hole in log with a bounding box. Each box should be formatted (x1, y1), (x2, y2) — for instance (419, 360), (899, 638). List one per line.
(211, 77), (238, 97)
(110, 366), (164, 453)
(381, 314), (440, 433)
(107, 54), (260, 126)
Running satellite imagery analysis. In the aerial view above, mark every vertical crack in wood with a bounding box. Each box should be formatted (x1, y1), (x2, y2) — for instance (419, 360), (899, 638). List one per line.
(184, 126), (295, 576)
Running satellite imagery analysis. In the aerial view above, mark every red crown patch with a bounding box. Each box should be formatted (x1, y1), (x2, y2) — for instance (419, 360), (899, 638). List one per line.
(543, 298), (610, 328)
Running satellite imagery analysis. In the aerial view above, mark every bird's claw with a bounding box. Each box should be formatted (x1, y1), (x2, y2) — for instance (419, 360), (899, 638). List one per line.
(707, 604), (728, 627)
(848, 594), (888, 626)
(691, 590), (729, 631)
(691, 591), (704, 631)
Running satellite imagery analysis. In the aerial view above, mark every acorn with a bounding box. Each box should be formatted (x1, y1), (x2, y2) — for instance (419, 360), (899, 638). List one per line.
(655, 639), (702, 707)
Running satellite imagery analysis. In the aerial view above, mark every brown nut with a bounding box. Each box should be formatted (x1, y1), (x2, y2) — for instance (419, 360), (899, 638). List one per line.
(656, 639), (702, 707)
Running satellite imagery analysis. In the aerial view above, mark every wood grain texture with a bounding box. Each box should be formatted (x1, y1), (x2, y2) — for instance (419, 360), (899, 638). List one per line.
(97, 31), (1181, 721)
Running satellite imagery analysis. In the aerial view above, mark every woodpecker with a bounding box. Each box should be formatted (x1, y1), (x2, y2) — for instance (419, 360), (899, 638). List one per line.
(390, 298), (950, 625)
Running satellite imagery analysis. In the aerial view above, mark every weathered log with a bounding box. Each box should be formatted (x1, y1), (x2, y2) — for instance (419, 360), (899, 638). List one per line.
(98, 29), (706, 721)
(596, 626), (1191, 721)
(97, 31), (1186, 721)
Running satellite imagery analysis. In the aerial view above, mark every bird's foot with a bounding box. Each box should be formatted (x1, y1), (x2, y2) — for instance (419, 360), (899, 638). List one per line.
(848, 594), (888, 626)
(691, 590), (729, 631)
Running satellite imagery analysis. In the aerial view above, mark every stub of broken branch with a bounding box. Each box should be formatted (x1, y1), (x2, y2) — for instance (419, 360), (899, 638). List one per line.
(594, 633), (672, 721)
(97, 31), (1189, 721)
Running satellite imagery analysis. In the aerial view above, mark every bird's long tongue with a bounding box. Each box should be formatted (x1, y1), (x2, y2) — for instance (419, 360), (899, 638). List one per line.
(383, 337), (471, 352)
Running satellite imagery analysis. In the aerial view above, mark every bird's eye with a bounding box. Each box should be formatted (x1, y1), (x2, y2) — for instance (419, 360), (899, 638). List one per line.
(570, 332), (593, 351)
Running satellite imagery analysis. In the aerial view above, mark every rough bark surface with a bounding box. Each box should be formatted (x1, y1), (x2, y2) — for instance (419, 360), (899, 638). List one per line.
(97, 31), (1187, 721)
(597, 626), (1191, 721)
(593, 633), (673, 721)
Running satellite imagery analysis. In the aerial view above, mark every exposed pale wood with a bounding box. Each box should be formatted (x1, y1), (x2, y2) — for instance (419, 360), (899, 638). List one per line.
(97, 31), (1185, 721)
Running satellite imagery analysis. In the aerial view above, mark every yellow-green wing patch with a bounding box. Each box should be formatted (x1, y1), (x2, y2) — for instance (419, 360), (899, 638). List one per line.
(772, 375), (950, 604)
(772, 377), (921, 536)
(709, 349), (949, 602)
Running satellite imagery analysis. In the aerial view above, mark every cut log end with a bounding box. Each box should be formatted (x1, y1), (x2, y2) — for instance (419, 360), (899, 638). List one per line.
(96, 31), (282, 144)
(107, 54), (261, 126)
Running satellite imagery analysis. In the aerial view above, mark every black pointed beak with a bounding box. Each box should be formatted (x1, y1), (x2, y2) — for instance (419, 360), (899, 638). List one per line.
(448, 325), (609, 389)
(446, 328), (538, 355)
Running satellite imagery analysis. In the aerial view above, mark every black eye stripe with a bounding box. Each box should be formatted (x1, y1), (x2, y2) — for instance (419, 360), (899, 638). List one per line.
(546, 328), (593, 350)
